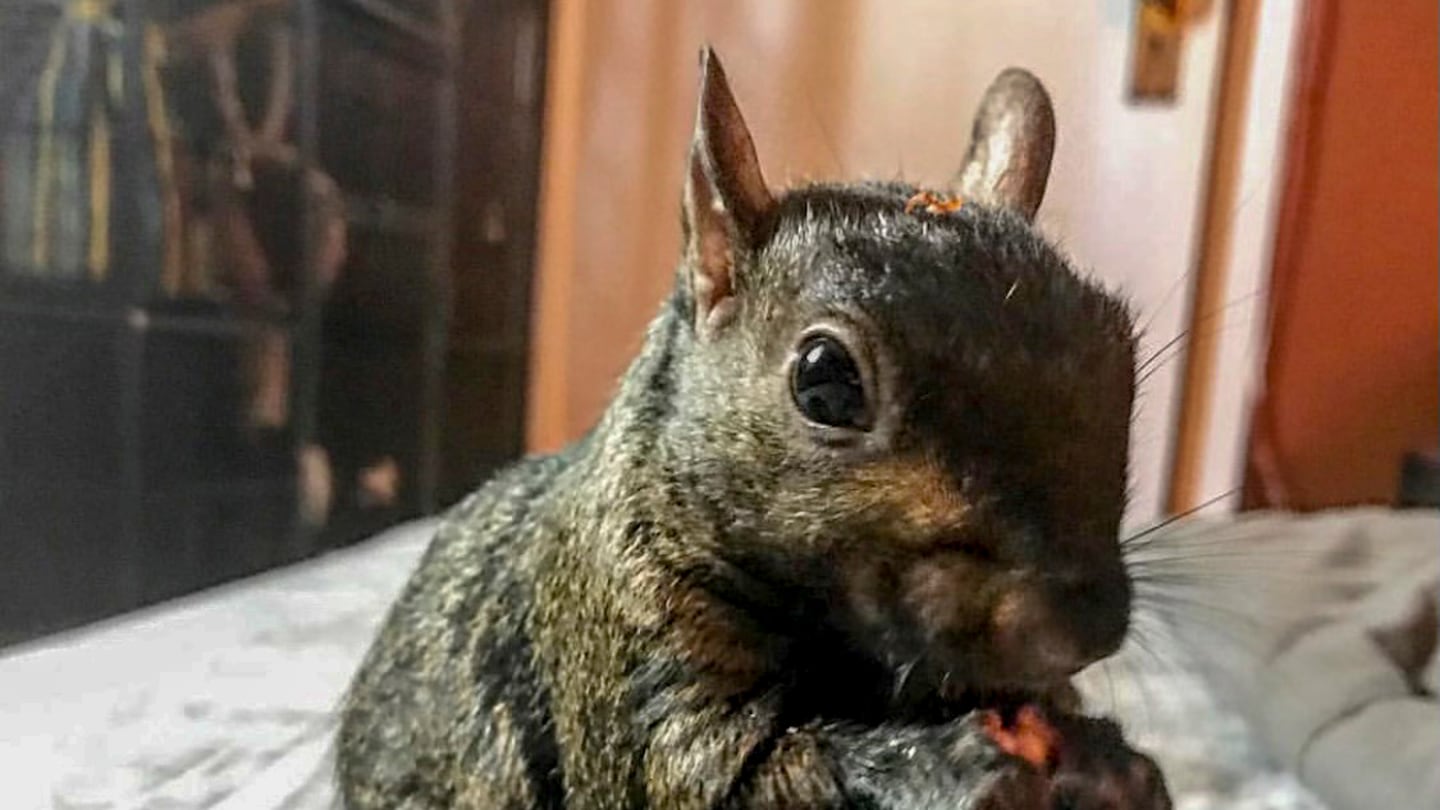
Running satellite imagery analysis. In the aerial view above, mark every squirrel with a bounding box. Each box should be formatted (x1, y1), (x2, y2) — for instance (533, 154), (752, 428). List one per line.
(337, 48), (1170, 810)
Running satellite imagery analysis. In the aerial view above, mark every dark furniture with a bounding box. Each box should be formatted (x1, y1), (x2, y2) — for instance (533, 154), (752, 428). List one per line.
(1397, 450), (1440, 509)
(0, 0), (547, 647)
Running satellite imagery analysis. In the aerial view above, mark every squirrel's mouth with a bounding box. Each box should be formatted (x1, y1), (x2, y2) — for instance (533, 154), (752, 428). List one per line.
(882, 682), (1080, 730)
(951, 683), (1078, 719)
(888, 656), (1081, 723)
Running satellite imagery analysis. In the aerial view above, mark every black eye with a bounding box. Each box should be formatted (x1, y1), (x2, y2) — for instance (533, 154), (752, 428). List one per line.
(791, 335), (868, 429)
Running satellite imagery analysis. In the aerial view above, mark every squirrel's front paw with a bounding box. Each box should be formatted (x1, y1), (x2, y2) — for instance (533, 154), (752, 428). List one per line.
(1046, 718), (1169, 810)
(979, 707), (1171, 810)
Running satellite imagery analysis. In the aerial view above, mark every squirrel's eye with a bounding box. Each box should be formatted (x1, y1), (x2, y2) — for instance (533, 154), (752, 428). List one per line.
(791, 335), (868, 429)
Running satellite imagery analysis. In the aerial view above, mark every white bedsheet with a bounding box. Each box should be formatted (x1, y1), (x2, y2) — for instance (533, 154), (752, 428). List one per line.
(0, 516), (1322, 810)
(0, 519), (439, 810)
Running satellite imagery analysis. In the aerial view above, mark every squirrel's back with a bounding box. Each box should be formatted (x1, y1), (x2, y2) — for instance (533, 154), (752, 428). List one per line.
(337, 449), (576, 809)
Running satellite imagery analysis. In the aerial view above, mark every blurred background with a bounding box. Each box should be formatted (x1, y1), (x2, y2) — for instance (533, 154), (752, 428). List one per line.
(1, 0), (546, 644)
(0, 0), (1434, 805)
(5, 0), (1431, 648)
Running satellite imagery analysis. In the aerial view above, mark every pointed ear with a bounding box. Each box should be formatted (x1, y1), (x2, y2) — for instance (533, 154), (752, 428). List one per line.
(683, 46), (775, 333)
(953, 68), (1056, 221)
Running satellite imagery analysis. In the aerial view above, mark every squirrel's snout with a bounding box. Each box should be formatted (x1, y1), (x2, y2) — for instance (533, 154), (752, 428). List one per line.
(990, 567), (1132, 680)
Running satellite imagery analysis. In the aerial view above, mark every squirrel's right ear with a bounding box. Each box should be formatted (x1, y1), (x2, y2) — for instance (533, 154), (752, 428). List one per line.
(683, 46), (775, 335)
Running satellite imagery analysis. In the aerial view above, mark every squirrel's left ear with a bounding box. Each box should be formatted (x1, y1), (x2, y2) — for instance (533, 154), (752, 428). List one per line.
(953, 69), (1056, 222)
(683, 46), (775, 334)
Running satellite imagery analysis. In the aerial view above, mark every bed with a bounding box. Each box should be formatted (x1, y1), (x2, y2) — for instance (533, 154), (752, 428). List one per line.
(8, 508), (1425, 810)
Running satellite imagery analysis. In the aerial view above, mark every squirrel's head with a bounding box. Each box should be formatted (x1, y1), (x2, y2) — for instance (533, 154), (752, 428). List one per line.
(664, 49), (1137, 702)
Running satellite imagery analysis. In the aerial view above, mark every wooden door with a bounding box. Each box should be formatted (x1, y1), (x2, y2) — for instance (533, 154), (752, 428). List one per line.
(1242, 0), (1439, 510)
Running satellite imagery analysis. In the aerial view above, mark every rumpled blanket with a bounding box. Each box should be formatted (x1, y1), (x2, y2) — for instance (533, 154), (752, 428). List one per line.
(1151, 508), (1439, 810)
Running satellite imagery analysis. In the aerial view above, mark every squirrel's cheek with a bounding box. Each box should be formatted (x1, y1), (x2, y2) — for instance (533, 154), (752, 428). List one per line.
(838, 558), (891, 628)
(842, 458), (972, 542)
(835, 552), (991, 640)
(896, 553), (994, 637)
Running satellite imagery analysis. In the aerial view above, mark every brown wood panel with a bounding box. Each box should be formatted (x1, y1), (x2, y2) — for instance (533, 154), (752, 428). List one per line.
(441, 0), (548, 503)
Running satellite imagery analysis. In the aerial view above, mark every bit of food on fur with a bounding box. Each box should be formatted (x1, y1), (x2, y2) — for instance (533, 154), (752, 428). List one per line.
(982, 705), (1061, 770)
(904, 190), (966, 214)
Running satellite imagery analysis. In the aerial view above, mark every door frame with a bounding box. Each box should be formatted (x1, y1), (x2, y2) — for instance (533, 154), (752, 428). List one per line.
(1165, 0), (1303, 516)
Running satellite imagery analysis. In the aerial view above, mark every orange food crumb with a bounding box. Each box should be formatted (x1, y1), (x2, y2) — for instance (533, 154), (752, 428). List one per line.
(904, 190), (965, 215)
(981, 705), (1061, 770)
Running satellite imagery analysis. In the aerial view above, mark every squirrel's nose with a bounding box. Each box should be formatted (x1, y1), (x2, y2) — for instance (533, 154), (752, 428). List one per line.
(1050, 564), (1132, 664)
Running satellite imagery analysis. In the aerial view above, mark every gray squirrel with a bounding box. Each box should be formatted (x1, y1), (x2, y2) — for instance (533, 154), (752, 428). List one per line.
(337, 48), (1170, 810)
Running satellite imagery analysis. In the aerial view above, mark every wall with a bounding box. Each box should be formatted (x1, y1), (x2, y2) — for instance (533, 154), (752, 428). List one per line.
(1245, 0), (1439, 508)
